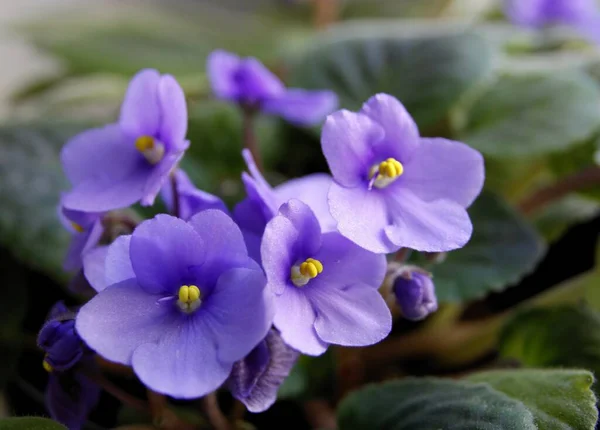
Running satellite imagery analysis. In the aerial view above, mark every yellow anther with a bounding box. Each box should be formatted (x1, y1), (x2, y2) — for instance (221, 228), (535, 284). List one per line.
(178, 285), (201, 304)
(378, 158), (403, 178)
(71, 222), (84, 233)
(135, 135), (155, 152)
(43, 359), (53, 373)
(291, 258), (324, 287)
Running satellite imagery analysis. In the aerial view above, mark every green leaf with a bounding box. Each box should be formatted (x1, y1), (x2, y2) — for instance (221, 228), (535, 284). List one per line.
(286, 26), (491, 130)
(0, 124), (85, 282)
(337, 378), (536, 430)
(278, 350), (335, 400)
(468, 369), (598, 430)
(0, 417), (67, 430)
(459, 72), (600, 158)
(533, 195), (599, 242)
(499, 306), (600, 391)
(549, 136), (600, 201)
(431, 193), (546, 303)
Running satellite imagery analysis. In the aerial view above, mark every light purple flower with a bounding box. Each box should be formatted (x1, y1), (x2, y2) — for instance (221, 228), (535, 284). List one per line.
(234, 149), (336, 262)
(160, 169), (228, 220)
(59, 197), (104, 272)
(322, 93), (484, 254)
(207, 50), (338, 125)
(261, 199), (391, 356)
(76, 212), (274, 398)
(392, 267), (437, 321)
(228, 329), (299, 413)
(61, 69), (189, 212)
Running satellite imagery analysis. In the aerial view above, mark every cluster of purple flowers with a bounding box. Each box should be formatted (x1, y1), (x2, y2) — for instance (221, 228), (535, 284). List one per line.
(42, 49), (484, 429)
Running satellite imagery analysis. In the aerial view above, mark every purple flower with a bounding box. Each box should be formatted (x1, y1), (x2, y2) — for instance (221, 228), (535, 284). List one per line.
(160, 169), (228, 220)
(76, 212), (274, 398)
(61, 69), (189, 212)
(261, 199), (391, 355)
(322, 94), (484, 254)
(59, 196), (104, 272)
(392, 268), (437, 321)
(207, 50), (338, 125)
(38, 302), (100, 430)
(228, 329), (299, 413)
(234, 149), (336, 261)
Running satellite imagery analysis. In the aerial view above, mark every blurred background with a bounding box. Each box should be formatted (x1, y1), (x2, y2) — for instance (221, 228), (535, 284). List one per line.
(0, 0), (599, 429)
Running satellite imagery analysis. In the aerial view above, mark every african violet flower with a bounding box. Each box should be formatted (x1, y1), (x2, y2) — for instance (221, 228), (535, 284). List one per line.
(392, 267), (437, 321)
(261, 199), (391, 355)
(322, 93), (484, 254)
(61, 69), (189, 212)
(38, 302), (100, 430)
(504, 0), (600, 43)
(229, 329), (299, 412)
(77, 212), (274, 398)
(208, 50), (338, 125)
(234, 149), (336, 261)
(59, 197), (104, 272)
(161, 169), (228, 220)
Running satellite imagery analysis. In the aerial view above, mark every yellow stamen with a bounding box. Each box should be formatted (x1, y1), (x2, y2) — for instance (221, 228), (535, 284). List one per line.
(177, 285), (201, 312)
(71, 222), (84, 233)
(135, 135), (165, 165)
(370, 158), (404, 189)
(291, 258), (324, 287)
(43, 359), (53, 373)
(135, 135), (155, 152)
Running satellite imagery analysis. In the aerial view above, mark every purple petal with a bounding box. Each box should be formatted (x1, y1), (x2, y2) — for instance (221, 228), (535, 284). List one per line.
(132, 317), (230, 399)
(119, 69), (161, 137)
(262, 89), (338, 125)
(278, 199), (322, 256)
(359, 93), (421, 164)
(328, 183), (393, 254)
(207, 50), (243, 101)
(140, 151), (185, 207)
(384, 188), (472, 252)
(129, 215), (205, 295)
(261, 215), (299, 295)
(401, 138), (484, 208)
(237, 58), (285, 103)
(63, 219), (103, 272)
(393, 271), (438, 321)
(504, 0), (547, 27)
(105, 235), (135, 288)
(158, 74), (188, 149)
(82, 245), (109, 292)
(230, 340), (270, 400)
(273, 287), (327, 356)
(47, 371), (100, 430)
(75, 279), (179, 365)
(274, 173), (336, 232)
(313, 232), (386, 289)
(203, 267), (273, 363)
(311, 283), (391, 347)
(321, 110), (384, 188)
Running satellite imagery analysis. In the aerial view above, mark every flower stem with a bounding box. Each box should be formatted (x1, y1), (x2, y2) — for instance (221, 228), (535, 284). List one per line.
(311, 0), (339, 29)
(304, 399), (337, 430)
(201, 392), (232, 430)
(170, 172), (181, 218)
(242, 107), (263, 173)
(86, 372), (149, 413)
(517, 166), (600, 216)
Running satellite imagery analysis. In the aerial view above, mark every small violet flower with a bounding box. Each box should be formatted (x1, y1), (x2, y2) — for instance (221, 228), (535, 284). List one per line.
(234, 149), (336, 261)
(229, 329), (299, 413)
(208, 50), (338, 125)
(59, 196), (104, 272)
(61, 69), (189, 212)
(322, 93), (484, 254)
(38, 302), (100, 430)
(161, 169), (228, 220)
(261, 199), (391, 355)
(392, 268), (438, 321)
(77, 212), (274, 398)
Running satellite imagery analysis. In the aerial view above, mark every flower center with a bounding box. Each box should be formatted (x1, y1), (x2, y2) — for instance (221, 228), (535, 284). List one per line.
(369, 158), (404, 189)
(177, 285), (202, 313)
(135, 135), (165, 165)
(71, 222), (84, 233)
(290, 258), (323, 287)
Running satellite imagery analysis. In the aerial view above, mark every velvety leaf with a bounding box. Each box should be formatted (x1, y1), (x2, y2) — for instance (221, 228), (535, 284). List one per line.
(549, 136), (600, 201)
(0, 417), (67, 430)
(286, 26), (491, 130)
(533, 195), (599, 242)
(460, 73), (600, 158)
(278, 351), (335, 400)
(431, 193), (546, 303)
(337, 378), (536, 430)
(468, 369), (598, 430)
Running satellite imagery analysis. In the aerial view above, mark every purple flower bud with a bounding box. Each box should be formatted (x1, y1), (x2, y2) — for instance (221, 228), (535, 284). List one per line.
(229, 329), (299, 413)
(38, 302), (83, 372)
(392, 271), (437, 321)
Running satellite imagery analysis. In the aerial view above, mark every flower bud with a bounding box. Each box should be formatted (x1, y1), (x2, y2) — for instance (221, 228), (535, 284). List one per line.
(392, 270), (438, 321)
(38, 302), (83, 372)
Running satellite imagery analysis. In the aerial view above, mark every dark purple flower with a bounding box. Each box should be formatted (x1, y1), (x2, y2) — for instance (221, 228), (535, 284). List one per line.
(229, 329), (299, 413)
(59, 197), (104, 272)
(234, 149), (336, 261)
(261, 199), (391, 355)
(207, 50), (338, 125)
(47, 369), (100, 430)
(392, 268), (437, 321)
(322, 93), (484, 254)
(160, 169), (228, 220)
(76, 212), (274, 398)
(38, 302), (83, 372)
(61, 69), (189, 212)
